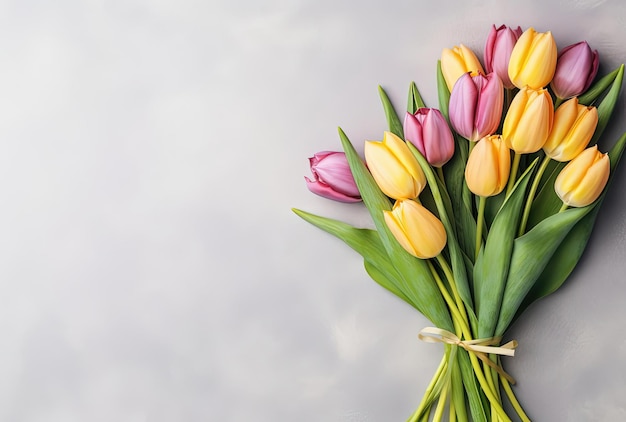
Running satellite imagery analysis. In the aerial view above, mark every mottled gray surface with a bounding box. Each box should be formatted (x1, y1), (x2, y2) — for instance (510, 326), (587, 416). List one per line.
(1, 0), (625, 421)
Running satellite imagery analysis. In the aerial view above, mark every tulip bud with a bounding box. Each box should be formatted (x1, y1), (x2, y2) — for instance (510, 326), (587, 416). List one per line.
(465, 135), (510, 197)
(449, 72), (504, 142)
(508, 27), (557, 89)
(551, 41), (599, 99)
(554, 145), (609, 207)
(305, 151), (361, 203)
(543, 98), (598, 162)
(484, 24), (523, 89)
(403, 108), (455, 167)
(440, 44), (485, 92)
(364, 131), (426, 200)
(383, 199), (447, 259)
(502, 86), (554, 154)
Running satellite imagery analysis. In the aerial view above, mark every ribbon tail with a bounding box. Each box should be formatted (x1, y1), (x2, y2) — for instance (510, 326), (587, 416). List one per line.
(474, 351), (517, 385)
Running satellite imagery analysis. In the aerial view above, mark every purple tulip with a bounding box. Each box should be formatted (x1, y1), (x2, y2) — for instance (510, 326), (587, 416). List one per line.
(551, 41), (599, 99)
(484, 24), (523, 89)
(305, 151), (361, 202)
(449, 72), (504, 142)
(403, 108), (455, 167)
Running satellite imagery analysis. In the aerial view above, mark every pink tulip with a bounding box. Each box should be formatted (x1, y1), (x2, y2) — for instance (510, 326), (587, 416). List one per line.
(449, 72), (504, 142)
(403, 108), (455, 167)
(551, 41), (599, 99)
(484, 24), (523, 89)
(305, 151), (361, 203)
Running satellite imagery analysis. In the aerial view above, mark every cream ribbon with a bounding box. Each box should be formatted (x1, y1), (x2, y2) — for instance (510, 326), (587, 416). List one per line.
(418, 327), (518, 384)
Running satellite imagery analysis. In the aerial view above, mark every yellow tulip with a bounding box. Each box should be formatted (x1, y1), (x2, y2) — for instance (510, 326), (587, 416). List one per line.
(465, 135), (510, 197)
(440, 44), (485, 92)
(502, 86), (554, 154)
(508, 27), (557, 89)
(383, 199), (447, 259)
(364, 131), (426, 200)
(555, 145), (609, 207)
(543, 97), (598, 162)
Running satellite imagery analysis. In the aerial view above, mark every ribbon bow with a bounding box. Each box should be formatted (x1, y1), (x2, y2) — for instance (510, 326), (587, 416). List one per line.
(418, 327), (518, 384)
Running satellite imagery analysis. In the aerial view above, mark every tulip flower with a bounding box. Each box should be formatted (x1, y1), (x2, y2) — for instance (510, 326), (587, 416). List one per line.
(403, 108), (455, 167)
(464, 135), (510, 197)
(508, 27), (557, 89)
(502, 86), (554, 154)
(554, 145), (609, 207)
(364, 131), (426, 200)
(543, 98), (598, 162)
(383, 199), (447, 259)
(551, 41), (599, 99)
(305, 151), (361, 203)
(484, 24), (523, 89)
(440, 44), (485, 92)
(449, 72), (504, 142)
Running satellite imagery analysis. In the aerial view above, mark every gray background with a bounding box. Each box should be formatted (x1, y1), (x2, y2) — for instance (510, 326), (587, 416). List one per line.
(1, 0), (626, 421)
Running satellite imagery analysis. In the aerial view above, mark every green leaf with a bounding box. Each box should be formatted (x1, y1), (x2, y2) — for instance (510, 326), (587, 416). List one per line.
(436, 60), (451, 121)
(518, 131), (626, 312)
(407, 142), (475, 319)
(408, 81), (427, 114)
(516, 206), (599, 315)
(338, 127), (453, 331)
(292, 208), (412, 301)
(578, 66), (621, 106)
(475, 159), (537, 338)
(442, 134), (477, 260)
(364, 260), (415, 308)
(589, 64), (624, 146)
(494, 206), (593, 336)
(378, 86), (404, 138)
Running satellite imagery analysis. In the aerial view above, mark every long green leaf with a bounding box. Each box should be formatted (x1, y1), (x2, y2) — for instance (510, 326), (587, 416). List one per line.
(578, 66), (621, 106)
(443, 133), (476, 260)
(364, 260), (415, 308)
(476, 160), (537, 338)
(293, 208), (412, 303)
(519, 131), (626, 311)
(338, 127), (453, 331)
(379, 86), (404, 138)
(494, 206), (593, 336)
(436, 60), (451, 121)
(589, 64), (624, 146)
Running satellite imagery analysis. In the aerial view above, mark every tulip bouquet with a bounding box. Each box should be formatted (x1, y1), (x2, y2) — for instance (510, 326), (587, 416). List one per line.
(293, 25), (626, 421)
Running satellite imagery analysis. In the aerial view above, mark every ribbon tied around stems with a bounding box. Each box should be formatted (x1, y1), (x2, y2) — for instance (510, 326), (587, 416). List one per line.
(418, 327), (519, 384)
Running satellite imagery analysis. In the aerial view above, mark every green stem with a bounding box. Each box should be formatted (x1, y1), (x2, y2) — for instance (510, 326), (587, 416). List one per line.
(466, 352), (511, 422)
(518, 154), (551, 236)
(435, 256), (470, 332)
(428, 261), (469, 333)
(432, 377), (449, 422)
(436, 166), (446, 188)
(559, 202), (569, 213)
(506, 153), (522, 197)
(429, 261), (509, 420)
(554, 96), (564, 109)
(501, 372), (531, 422)
(407, 355), (448, 422)
(475, 196), (486, 261)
